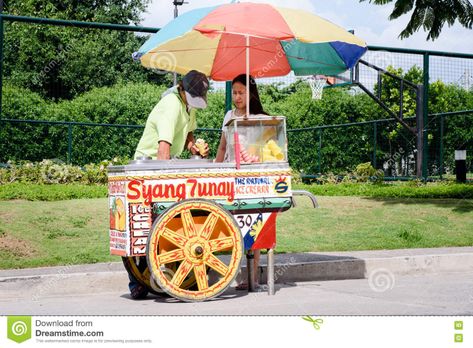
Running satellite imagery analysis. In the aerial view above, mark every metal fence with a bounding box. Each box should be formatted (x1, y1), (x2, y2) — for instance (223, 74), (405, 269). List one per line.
(0, 14), (472, 179)
(2, 111), (471, 180)
(254, 46), (473, 178)
(0, 118), (222, 164)
(286, 111), (473, 179)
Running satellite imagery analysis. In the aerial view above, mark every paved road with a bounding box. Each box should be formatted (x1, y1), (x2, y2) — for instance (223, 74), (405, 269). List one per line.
(2, 270), (472, 315)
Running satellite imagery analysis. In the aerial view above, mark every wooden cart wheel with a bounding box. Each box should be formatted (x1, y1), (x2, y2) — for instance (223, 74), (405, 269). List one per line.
(147, 199), (243, 302)
(122, 257), (197, 296)
(122, 256), (161, 295)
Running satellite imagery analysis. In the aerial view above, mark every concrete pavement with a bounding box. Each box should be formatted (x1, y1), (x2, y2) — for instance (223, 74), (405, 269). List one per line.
(1, 271), (472, 315)
(1, 247), (472, 315)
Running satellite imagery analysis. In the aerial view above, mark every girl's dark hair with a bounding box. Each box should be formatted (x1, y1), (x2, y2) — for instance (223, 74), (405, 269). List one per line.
(177, 81), (184, 93)
(232, 74), (267, 115)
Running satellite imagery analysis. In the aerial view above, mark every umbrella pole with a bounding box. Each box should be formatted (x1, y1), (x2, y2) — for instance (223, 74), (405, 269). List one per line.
(246, 34), (250, 118)
(233, 34), (251, 170)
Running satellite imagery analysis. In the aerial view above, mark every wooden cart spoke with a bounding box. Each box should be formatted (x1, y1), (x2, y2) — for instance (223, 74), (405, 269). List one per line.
(181, 210), (198, 238)
(206, 254), (228, 276)
(199, 212), (219, 240)
(208, 237), (234, 252)
(171, 259), (194, 287)
(161, 227), (187, 248)
(157, 249), (185, 264)
(193, 264), (209, 291)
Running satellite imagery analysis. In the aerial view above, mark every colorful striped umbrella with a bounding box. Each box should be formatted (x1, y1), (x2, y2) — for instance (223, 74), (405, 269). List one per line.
(135, 2), (367, 81)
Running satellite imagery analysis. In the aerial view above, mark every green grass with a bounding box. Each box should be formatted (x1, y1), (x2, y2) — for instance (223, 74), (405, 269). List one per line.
(1, 182), (471, 202)
(294, 182), (473, 199)
(0, 198), (115, 269)
(277, 196), (473, 252)
(1, 196), (472, 269)
(0, 183), (107, 201)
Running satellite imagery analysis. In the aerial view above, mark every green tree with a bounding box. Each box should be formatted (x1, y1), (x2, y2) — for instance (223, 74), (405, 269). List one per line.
(371, 65), (423, 175)
(360, 0), (473, 40)
(2, 0), (169, 99)
(374, 65), (422, 118)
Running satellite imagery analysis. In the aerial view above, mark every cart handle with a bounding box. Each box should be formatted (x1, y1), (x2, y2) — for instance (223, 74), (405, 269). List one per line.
(292, 190), (319, 208)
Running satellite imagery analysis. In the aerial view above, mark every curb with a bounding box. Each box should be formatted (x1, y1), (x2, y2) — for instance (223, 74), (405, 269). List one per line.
(256, 252), (473, 284)
(1, 248), (472, 289)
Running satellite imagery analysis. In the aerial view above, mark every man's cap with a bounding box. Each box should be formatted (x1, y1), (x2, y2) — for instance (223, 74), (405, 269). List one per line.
(182, 70), (209, 109)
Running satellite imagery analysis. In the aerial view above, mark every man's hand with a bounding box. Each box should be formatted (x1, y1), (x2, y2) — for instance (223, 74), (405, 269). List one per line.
(186, 132), (209, 158)
(190, 142), (209, 158)
(157, 141), (171, 160)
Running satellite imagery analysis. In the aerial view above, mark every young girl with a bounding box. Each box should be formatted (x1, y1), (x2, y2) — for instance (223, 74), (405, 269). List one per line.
(215, 74), (267, 290)
(215, 74), (267, 162)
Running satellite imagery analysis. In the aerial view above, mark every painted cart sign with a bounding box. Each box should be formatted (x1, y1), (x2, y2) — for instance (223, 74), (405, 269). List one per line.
(108, 170), (291, 256)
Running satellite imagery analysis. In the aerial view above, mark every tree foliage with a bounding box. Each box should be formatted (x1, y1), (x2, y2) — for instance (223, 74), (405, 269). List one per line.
(2, 0), (170, 99)
(360, 0), (473, 40)
(1, 76), (471, 176)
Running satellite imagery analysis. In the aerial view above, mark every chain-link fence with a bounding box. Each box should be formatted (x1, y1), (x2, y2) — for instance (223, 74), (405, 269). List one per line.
(432, 112), (473, 179)
(256, 47), (473, 179)
(287, 113), (473, 179)
(287, 118), (418, 178)
(0, 118), (221, 164)
(3, 113), (471, 181)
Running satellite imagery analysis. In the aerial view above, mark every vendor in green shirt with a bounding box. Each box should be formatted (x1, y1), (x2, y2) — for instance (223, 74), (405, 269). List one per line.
(134, 70), (210, 160)
(129, 70), (210, 300)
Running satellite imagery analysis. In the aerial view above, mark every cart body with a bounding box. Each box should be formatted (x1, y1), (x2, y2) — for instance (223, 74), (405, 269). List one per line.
(108, 160), (292, 257)
(108, 116), (292, 301)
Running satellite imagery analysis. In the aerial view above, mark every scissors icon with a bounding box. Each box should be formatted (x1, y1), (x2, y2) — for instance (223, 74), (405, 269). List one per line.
(302, 316), (324, 330)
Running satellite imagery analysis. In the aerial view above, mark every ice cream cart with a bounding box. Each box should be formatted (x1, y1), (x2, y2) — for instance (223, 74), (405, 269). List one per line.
(108, 116), (295, 302)
(122, 0), (367, 303)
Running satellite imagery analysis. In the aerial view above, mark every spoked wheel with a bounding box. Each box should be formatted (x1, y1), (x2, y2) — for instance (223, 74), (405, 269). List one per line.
(122, 256), (162, 295)
(122, 257), (197, 296)
(147, 199), (243, 302)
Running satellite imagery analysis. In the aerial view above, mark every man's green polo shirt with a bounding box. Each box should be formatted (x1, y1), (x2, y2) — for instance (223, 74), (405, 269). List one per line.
(134, 89), (197, 159)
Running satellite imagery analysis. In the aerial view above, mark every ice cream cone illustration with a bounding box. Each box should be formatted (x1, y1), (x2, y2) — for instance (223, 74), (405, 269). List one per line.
(115, 198), (126, 231)
(109, 197), (116, 230)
